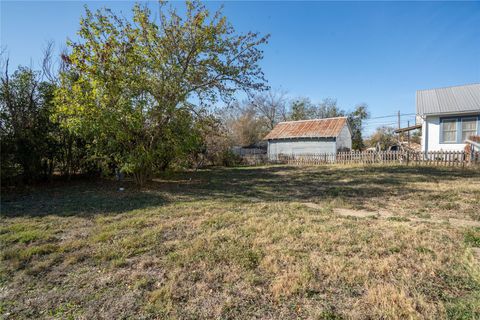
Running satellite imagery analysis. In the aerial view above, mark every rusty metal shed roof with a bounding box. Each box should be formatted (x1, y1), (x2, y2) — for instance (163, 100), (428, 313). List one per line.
(263, 117), (348, 140)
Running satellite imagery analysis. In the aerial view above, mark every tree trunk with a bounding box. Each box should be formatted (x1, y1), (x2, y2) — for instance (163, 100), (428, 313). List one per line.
(132, 167), (151, 186)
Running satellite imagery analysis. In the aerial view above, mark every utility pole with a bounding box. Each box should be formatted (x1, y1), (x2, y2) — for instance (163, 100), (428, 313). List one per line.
(407, 120), (411, 165)
(407, 121), (410, 146)
(397, 110), (401, 143)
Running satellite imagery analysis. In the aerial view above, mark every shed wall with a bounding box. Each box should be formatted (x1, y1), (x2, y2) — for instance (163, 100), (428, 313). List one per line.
(336, 125), (352, 151)
(268, 138), (336, 159)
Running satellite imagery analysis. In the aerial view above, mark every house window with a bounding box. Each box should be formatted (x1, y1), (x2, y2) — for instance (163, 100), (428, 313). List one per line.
(441, 119), (457, 143)
(462, 118), (477, 142)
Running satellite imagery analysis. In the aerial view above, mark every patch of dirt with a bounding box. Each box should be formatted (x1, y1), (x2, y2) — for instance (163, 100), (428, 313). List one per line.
(448, 218), (480, 228)
(303, 202), (384, 218)
(302, 202), (323, 210)
(302, 202), (480, 229)
(472, 248), (480, 260)
(334, 208), (379, 218)
(472, 248), (480, 263)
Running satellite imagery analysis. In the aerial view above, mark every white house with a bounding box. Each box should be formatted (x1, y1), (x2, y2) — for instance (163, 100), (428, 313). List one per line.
(263, 117), (352, 160)
(417, 83), (480, 152)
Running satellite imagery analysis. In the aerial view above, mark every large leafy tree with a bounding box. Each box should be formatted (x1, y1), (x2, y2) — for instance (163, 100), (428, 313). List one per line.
(0, 65), (57, 182)
(55, 1), (269, 185)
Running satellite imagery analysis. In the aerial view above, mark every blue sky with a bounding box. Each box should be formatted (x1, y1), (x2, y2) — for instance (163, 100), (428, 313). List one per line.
(1, 1), (480, 133)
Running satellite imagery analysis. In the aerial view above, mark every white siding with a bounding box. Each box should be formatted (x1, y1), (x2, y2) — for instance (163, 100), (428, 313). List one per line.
(420, 117), (428, 152)
(336, 124), (352, 151)
(268, 139), (336, 159)
(422, 115), (470, 152)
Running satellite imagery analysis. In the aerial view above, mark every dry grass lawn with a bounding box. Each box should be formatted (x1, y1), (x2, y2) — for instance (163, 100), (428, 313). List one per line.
(1, 165), (480, 319)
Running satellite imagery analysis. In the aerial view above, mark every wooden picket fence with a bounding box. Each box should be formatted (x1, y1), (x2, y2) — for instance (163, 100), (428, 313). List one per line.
(241, 154), (268, 165)
(275, 150), (480, 167)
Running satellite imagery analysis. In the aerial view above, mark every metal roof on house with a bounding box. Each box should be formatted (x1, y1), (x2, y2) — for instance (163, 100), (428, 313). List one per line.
(416, 83), (480, 115)
(263, 117), (348, 140)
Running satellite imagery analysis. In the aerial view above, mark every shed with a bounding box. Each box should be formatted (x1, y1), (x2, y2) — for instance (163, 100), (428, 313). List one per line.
(263, 117), (352, 160)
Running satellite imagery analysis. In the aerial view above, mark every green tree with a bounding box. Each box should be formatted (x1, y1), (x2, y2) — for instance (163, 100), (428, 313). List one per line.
(366, 126), (396, 151)
(316, 98), (345, 118)
(186, 113), (234, 168)
(0, 65), (58, 183)
(411, 128), (421, 144)
(348, 103), (369, 150)
(289, 98), (316, 121)
(55, 1), (269, 185)
(288, 97), (346, 121)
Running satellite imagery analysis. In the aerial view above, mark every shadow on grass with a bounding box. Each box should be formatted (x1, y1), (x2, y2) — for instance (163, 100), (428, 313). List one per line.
(156, 165), (479, 203)
(2, 165), (478, 217)
(1, 179), (166, 218)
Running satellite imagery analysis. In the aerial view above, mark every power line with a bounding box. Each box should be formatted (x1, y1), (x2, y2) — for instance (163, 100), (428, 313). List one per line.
(364, 119), (415, 125)
(368, 114), (416, 119)
(364, 113), (416, 121)
(363, 122), (398, 128)
(364, 119), (416, 126)
(363, 118), (415, 125)
(364, 120), (399, 125)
